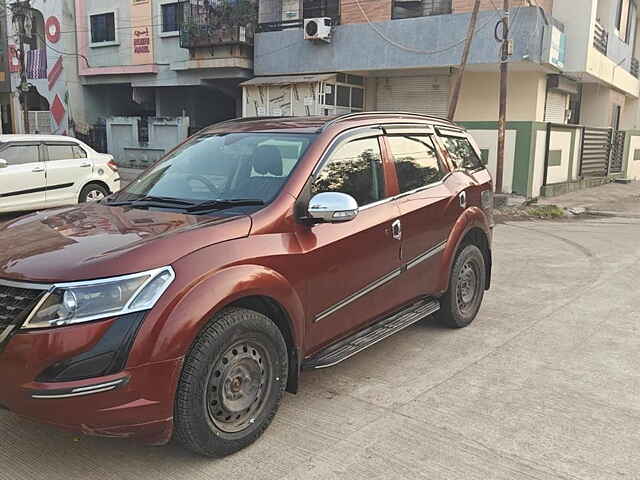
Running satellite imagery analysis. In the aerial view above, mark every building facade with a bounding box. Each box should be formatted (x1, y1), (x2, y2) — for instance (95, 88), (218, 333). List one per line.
(249, 0), (640, 196)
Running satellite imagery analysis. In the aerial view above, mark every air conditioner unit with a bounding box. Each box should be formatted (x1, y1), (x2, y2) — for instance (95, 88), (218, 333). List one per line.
(304, 18), (333, 42)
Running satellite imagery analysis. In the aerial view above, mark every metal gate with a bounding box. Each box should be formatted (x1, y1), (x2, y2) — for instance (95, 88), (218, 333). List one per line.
(609, 131), (626, 174)
(579, 127), (612, 177)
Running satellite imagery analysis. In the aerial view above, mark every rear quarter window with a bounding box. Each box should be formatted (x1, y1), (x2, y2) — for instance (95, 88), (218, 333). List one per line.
(441, 136), (484, 171)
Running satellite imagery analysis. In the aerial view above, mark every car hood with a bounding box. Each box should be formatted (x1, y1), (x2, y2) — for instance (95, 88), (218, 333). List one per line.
(0, 203), (251, 283)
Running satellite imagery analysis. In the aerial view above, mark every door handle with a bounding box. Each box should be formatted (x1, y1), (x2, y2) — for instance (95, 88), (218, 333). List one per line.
(80, 162), (92, 168)
(459, 191), (467, 209)
(32, 166), (45, 173)
(391, 219), (402, 241)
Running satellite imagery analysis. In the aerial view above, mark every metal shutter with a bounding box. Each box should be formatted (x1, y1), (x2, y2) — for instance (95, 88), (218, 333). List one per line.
(544, 90), (568, 123)
(376, 76), (450, 117)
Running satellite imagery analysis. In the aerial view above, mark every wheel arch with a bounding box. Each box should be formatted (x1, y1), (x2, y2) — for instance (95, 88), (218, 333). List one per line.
(227, 295), (300, 394)
(438, 207), (492, 292)
(135, 264), (306, 394)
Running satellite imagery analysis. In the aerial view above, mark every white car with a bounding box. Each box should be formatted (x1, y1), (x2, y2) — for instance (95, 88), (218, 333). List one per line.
(0, 135), (120, 214)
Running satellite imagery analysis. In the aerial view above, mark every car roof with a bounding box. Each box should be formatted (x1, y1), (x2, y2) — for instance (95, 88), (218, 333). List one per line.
(202, 112), (465, 135)
(0, 134), (85, 143)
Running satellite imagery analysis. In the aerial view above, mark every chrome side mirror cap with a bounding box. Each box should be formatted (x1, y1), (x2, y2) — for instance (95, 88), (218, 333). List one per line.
(0, 159), (7, 169)
(308, 192), (359, 224)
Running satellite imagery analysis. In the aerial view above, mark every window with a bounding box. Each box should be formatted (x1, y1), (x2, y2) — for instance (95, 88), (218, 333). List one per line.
(303, 0), (339, 19)
(73, 146), (88, 159)
(312, 137), (385, 206)
(441, 136), (483, 171)
(47, 144), (75, 161)
(616, 0), (637, 43)
(387, 135), (443, 193)
(393, 0), (452, 20)
(323, 75), (365, 113)
(90, 12), (116, 44)
(118, 132), (315, 207)
(162, 2), (184, 33)
(1, 145), (40, 165)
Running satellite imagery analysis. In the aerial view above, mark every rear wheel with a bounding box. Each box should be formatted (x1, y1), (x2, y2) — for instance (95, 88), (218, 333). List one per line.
(435, 244), (486, 328)
(79, 183), (108, 203)
(174, 307), (288, 457)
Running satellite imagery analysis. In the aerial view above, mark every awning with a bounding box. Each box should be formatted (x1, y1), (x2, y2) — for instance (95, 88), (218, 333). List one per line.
(240, 74), (336, 86)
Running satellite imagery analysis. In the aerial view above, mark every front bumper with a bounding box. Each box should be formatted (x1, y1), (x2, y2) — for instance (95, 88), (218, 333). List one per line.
(0, 320), (183, 444)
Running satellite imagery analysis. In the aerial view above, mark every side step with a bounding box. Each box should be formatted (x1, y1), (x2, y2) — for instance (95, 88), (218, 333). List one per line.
(302, 298), (440, 370)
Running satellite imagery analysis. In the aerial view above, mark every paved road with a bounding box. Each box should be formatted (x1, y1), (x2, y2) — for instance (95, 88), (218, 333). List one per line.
(1, 216), (640, 479)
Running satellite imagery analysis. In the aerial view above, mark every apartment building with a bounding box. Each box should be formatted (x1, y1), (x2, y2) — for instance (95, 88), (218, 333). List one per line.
(249, 0), (640, 196)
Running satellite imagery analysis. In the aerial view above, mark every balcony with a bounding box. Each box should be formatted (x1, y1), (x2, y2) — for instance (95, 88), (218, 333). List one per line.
(593, 21), (608, 55)
(255, 7), (553, 76)
(179, 0), (257, 49)
(632, 58), (640, 78)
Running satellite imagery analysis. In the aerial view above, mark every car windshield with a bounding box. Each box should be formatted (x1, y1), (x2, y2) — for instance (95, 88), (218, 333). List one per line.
(111, 132), (315, 212)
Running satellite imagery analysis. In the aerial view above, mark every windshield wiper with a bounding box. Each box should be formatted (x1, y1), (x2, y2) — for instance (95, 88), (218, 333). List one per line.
(186, 199), (265, 213)
(105, 195), (196, 208)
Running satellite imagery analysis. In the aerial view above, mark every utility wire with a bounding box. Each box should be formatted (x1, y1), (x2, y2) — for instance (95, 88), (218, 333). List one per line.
(353, 0), (498, 55)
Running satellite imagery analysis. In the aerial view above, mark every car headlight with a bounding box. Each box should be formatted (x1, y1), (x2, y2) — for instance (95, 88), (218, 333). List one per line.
(22, 267), (175, 329)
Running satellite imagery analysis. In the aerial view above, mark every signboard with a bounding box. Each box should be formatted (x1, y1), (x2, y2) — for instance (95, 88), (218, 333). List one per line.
(545, 25), (566, 70)
(131, 0), (154, 65)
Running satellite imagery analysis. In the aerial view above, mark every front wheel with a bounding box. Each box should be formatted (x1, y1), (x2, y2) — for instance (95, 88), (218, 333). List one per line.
(174, 307), (288, 457)
(435, 244), (486, 329)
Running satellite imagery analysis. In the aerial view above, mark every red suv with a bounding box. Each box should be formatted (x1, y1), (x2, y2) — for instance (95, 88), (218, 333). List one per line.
(0, 113), (493, 457)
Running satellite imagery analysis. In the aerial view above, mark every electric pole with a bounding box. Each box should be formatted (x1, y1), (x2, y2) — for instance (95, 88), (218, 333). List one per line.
(11, 0), (32, 134)
(448, 0), (481, 121)
(496, 0), (510, 194)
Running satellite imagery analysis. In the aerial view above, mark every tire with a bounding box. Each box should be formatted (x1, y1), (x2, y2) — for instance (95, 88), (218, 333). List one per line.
(174, 307), (288, 457)
(435, 244), (486, 329)
(79, 183), (108, 203)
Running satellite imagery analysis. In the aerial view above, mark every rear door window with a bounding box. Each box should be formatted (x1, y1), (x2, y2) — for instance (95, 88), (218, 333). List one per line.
(312, 137), (385, 206)
(441, 136), (484, 171)
(46, 144), (76, 161)
(387, 134), (444, 193)
(73, 145), (88, 159)
(0, 144), (40, 165)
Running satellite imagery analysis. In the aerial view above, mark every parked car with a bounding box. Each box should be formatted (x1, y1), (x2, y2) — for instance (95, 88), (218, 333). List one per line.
(0, 113), (493, 457)
(0, 135), (120, 214)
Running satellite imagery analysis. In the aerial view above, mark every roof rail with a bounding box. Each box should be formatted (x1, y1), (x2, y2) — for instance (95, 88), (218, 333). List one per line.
(321, 111), (457, 131)
(211, 116), (290, 127)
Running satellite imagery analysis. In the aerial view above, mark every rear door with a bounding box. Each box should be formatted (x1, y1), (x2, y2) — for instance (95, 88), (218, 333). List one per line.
(382, 126), (454, 303)
(43, 142), (92, 206)
(0, 143), (45, 213)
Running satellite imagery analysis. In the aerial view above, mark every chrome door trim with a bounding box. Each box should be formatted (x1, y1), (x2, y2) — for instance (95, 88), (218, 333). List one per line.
(314, 239), (448, 323)
(314, 267), (403, 323)
(405, 240), (447, 270)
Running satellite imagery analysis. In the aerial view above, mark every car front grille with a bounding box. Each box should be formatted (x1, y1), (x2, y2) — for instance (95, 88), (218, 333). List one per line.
(0, 283), (46, 329)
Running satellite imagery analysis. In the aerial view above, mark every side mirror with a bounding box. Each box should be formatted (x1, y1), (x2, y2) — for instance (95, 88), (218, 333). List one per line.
(308, 192), (359, 224)
(0, 159), (7, 169)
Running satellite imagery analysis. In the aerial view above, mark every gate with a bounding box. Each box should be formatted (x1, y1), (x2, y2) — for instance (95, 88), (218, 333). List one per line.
(609, 130), (626, 174)
(579, 127), (612, 177)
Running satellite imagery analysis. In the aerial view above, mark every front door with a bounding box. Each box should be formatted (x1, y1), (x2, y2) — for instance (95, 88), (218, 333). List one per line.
(383, 129), (454, 303)
(300, 132), (403, 352)
(44, 143), (91, 206)
(0, 143), (45, 213)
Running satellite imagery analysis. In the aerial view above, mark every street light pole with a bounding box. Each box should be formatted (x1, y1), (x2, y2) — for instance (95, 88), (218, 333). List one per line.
(496, 0), (509, 194)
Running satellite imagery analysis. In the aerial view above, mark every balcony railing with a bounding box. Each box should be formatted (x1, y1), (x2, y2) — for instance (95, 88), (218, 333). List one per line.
(631, 58), (640, 78)
(593, 21), (608, 55)
(179, 0), (257, 49)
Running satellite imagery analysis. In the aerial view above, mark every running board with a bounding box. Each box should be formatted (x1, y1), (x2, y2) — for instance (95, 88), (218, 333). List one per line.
(303, 298), (440, 370)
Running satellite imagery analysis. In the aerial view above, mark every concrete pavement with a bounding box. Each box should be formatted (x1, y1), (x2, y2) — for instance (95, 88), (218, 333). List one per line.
(2, 213), (640, 479)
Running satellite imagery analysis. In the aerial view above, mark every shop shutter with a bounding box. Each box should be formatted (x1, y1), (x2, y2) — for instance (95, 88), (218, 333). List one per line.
(376, 76), (450, 117)
(544, 90), (568, 123)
